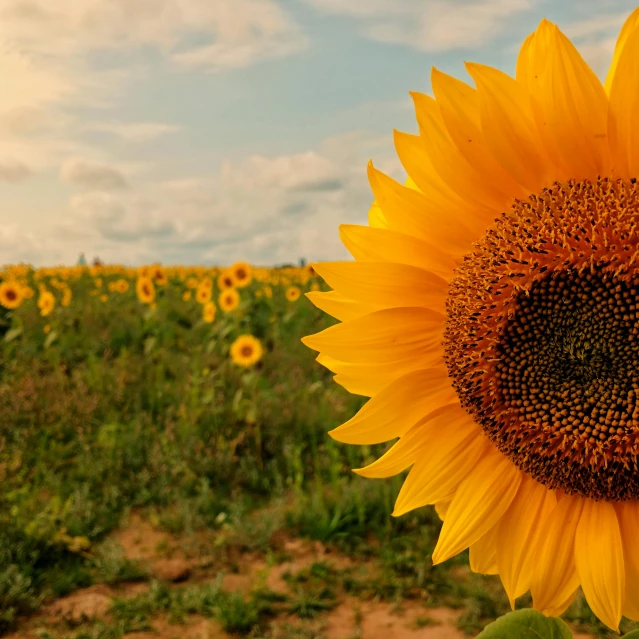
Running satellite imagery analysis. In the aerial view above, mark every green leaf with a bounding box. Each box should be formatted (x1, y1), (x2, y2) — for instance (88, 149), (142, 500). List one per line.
(4, 326), (22, 342)
(476, 610), (572, 639)
(622, 632), (639, 638)
(44, 330), (58, 349)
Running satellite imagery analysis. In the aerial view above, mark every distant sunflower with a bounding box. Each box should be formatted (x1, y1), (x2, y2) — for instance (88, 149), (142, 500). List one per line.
(99, 294), (108, 303)
(37, 290), (55, 317)
(116, 279), (129, 293)
(182, 290), (192, 302)
(136, 276), (155, 305)
(152, 265), (168, 286)
(230, 334), (263, 368)
(303, 9), (639, 631)
(203, 301), (216, 323)
(195, 283), (212, 304)
(230, 262), (252, 288)
(0, 281), (23, 309)
(286, 286), (301, 302)
(217, 270), (235, 290)
(219, 289), (240, 312)
(61, 287), (72, 307)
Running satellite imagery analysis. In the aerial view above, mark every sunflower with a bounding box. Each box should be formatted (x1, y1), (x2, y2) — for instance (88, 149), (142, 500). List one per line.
(195, 282), (212, 304)
(100, 294), (108, 303)
(286, 286), (301, 302)
(182, 290), (192, 302)
(230, 334), (263, 367)
(219, 288), (240, 312)
(230, 261), (252, 288)
(136, 276), (156, 305)
(217, 270), (236, 290)
(152, 265), (168, 286)
(203, 301), (216, 323)
(116, 279), (129, 293)
(61, 287), (72, 307)
(303, 9), (639, 632)
(37, 290), (55, 317)
(0, 281), (23, 309)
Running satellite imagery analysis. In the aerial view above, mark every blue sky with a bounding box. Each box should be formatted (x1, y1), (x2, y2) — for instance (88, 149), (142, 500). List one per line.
(0, 0), (637, 266)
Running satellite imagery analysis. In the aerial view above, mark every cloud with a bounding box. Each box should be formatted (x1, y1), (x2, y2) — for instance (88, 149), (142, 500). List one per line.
(0, 160), (31, 183)
(60, 159), (129, 190)
(86, 121), (182, 143)
(306, 0), (534, 51)
(32, 131), (398, 266)
(0, 0), (307, 72)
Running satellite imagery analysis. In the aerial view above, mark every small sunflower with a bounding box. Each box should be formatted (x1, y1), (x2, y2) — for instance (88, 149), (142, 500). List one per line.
(230, 261), (252, 288)
(217, 270), (236, 290)
(61, 287), (72, 307)
(219, 289), (240, 312)
(116, 279), (129, 293)
(203, 301), (216, 323)
(37, 290), (55, 317)
(230, 334), (263, 368)
(303, 9), (639, 632)
(152, 265), (168, 286)
(0, 281), (23, 309)
(43, 324), (51, 335)
(136, 276), (156, 305)
(286, 286), (301, 302)
(196, 283), (212, 304)
(182, 290), (192, 302)
(99, 294), (108, 303)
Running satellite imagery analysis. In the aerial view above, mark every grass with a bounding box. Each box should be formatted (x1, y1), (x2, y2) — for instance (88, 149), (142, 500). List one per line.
(0, 263), (636, 638)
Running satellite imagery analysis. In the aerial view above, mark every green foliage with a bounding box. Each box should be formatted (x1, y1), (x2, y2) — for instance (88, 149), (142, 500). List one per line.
(476, 609), (572, 639)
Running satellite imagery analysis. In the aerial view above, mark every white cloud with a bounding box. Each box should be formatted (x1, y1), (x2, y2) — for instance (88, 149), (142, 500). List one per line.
(306, 0), (534, 51)
(60, 159), (129, 190)
(0, 160), (31, 183)
(0, 0), (307, 72)
(86, 121), (182, 143)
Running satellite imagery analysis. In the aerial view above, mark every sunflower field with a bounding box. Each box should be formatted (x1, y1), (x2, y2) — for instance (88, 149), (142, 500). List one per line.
(0, 260), (630, 639)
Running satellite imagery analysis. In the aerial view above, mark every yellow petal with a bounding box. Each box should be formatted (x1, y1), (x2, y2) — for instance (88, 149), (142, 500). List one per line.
(522, 20), (610, 180)
(411, 89), (516, 212)
(305, 290), (381, 322)
(466, 62), (550, 193)
(432, 452), (521, 564)
(339, 224), (457, 279)
(604, 6), (639, 95)
(330, 368), (456, 445)
(613, 501), (639, 621)
(317, 355), (409, 397)
(496, 476), (557, 608)
(368, 159), (475, 257)
(574, 499), (623, 632)
(393, 406), (486, 517)
(312, 261), (448, 313)
(470, 523), (499, 575)
(368, 201), (389, 229)
(353, 404), (458, 477)
(607, 13), (639, 178)
(530, 495), (583, 617)
(301, 307), (444, 365)
(431, 67), (528, 201)
(435, 501), (450, 522)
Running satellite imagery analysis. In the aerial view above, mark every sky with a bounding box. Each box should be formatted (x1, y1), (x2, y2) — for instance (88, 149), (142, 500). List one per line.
(0, 0), (637, 267)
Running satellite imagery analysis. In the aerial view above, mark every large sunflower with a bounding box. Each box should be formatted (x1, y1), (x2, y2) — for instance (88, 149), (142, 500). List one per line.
(303, 9), (639, 632)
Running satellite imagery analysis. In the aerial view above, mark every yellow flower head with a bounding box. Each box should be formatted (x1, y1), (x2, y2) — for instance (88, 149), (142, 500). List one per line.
(100, 294), (108, 303)
(152, 265), (168, 286)
(286, 286), (301, 302)
(230, 334), (263, 368)
(182, 290), (192, 302)
(230, 261), (252, 288)
(136, 276), (156, 305)
(116, 279), (129, 293)
(43, 324), (51, 335)
(303, 8), (639, 632)
(218, 288), (240, 312)
(217, 270), (235, 290)
(38, 290), (55, 317)
(61, 287), (72, 307)
(0, 281), (23, 310)
(195, 282), (213, 304)
(203, 301), (216, 323)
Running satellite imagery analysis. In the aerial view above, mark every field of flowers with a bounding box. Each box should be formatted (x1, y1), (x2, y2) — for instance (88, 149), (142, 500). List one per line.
(0, 262), (629, 639)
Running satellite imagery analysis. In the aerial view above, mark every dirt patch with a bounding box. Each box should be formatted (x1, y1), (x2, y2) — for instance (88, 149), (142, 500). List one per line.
(324, 599), (465, 639)
(124, 614), (229, 639)
(46, 584), (113, 623)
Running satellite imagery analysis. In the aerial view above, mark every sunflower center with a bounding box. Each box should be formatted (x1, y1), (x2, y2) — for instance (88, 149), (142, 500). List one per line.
(6, 289), (16, 301)
(444, 177), (639, 501)
(241, 345), (253, 357)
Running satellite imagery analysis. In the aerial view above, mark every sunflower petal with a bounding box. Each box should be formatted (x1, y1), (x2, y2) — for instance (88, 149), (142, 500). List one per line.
(574, 499), (623, 632)
(496, 476), (557, 608)
(339, 224), (457, 279)
(469, 523), (499, 575)
(613, 502), (639, 621)
(607, 13), (639, 178)
(330, 368), (456, 445)
(432, 453), (521, 564)
(466, 62), (549, 193)
(530, 496), (583, 617)
(368, 201), (389, 228)
(604, 6), (639, 95)
(312, 261), (449, 313)
(305, 290), (380, 322)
